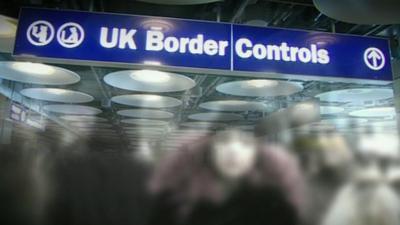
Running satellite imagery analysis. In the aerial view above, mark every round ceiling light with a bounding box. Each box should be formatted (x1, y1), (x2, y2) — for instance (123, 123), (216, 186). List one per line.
(295, 122), (337, 133)
(216, 79), (303, 97)
(199, 100), (267, 112)
(0, 62), (80, 85)
(69, 122), (113, 128)
(0, 15), (16, 38)
(349, 107), (396, 118)
(166, 133), (210, 141)
(120, 118), (169, 126)
(316, 88), (393, 103)
(0, 15), (17, 53)
(59, 115), (108, 122)
(43, 104), (102, 115)
(104, 70), (195, 92)
(21, 88), (94, 103)
(320, 106), (345, 115)
(141, 19), (174, 32)
(117, 109), (174, 119)
(180, 121), (225, 129)
(321, 118), (368, 128)
(188, 112), (243, 122)
(245, 20), (269, 27)
(111, 94), (182, 108)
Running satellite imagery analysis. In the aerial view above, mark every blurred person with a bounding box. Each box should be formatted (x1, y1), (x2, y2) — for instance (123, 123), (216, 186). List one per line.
(44, 141), (152, 225)
(293, 133), (353, 179)
(386, 163), (400, 195)
(147, 129), (306, 225)
(321, 161), (400, 225)
(321, 133), (400, 225)
(292, 133), (354, 225)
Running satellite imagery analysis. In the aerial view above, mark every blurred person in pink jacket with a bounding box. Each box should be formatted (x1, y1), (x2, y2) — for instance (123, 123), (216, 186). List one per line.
(147, 129), (306, 225)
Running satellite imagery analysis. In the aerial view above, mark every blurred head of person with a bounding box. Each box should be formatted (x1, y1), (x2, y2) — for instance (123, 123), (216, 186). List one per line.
(211, 130), (257, 180)
(292, 133), (353, 180)
(148, 129), (306, 225)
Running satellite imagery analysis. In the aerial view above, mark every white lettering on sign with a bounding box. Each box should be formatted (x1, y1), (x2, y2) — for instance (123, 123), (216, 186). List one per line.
(97, 27), (331, 66)
(100, 27), (137, 49)
(235, 38), (330, 64)
(145, 29), (229, 56)
(119, 29), (137, 49)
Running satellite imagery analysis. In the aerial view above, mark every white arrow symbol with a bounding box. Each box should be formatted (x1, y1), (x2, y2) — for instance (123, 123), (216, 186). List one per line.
(367, 49), (382, 67)
(364, 47), (385, 71)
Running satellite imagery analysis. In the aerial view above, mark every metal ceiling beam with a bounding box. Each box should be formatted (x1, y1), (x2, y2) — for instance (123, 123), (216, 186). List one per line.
(347, 24), (362, 34)
(272, 4), (294, 26)
(364, 25), (392, 36)
(230, 0), (254, 23)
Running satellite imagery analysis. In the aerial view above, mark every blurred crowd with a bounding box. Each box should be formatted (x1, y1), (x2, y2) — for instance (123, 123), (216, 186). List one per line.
(146, 129), (400, 225)
(1, 127), (400, 225)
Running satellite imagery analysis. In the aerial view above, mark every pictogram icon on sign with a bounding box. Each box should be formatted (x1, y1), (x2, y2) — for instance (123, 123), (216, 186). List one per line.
(56, 22), (85, 48)
(26, 20), (55, 46)
(364, 47), (385, 71)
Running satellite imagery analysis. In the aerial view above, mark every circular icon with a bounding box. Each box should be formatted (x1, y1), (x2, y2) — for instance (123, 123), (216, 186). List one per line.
(26, 20), (55, 46)
(56, 22), (85, 48)
(363, 47), (385, 71)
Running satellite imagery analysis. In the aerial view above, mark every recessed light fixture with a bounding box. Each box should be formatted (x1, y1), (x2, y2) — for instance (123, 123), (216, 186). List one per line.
(0, 15), (16, 38)
(117, 109), (174, 119)
(104, 70), (195, 92)
(143, 60), (162, 65)
(60, 115), (108, 122)
(320, 106), (345, 115)
(131, 70), (171, 83)
(43, 105), (102, 115)
(21, 88), (94, 103)
(316, 88), (393, 103)
(0, 61), (80, 85)
(12, 62), (55, 75)
(349, 107), (396, 118)
(188, 112), (243, 122)
(70, 122), (113, 128)
(180, 121), (225, 129)
(246, 80), (278, 88)
(199, 100), (267, 112)
(111, 94), (182, 108)
(217, 79), (303, 97)
(0, 15), (17, 53)
(120, 119), (169, 126)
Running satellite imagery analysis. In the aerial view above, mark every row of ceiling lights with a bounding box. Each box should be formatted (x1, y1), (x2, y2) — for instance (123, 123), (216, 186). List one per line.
(0, 58), (396, 141)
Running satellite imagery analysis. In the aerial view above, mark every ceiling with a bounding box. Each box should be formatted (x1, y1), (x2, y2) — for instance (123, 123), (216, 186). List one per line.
(2, 0), (400, 37)
(0, 0), (398, 153)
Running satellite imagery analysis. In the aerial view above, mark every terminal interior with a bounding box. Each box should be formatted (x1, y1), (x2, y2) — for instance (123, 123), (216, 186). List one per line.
(0, 1), (400, 225)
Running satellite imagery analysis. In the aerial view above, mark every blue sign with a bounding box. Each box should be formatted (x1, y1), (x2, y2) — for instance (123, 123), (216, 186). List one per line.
(232, 25), (391, 81)
(14, 8), (393, 82)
